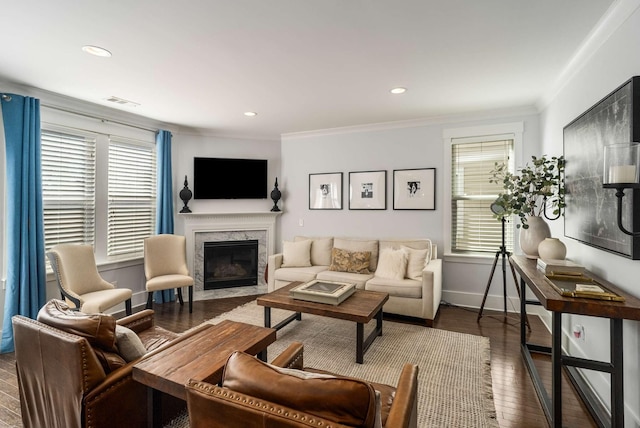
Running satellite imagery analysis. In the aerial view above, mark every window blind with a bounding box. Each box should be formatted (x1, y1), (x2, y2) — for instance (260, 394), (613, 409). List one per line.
(108, 137), (156, 257)
(41, 129), (96, 250)
(451, 138), (514, 254)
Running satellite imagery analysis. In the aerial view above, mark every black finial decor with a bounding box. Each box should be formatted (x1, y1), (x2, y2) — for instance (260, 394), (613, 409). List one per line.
(179, 175), (193, 213)
(270, 177), (282, 212)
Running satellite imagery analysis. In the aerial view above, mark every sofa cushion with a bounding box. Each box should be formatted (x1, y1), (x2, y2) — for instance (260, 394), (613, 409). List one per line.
(222, 351), (378, 427)
(403, 246), (430, 280)
(274, 265), (328, 284)
(329, 247), (371, 274)
(281, 240), (312, 267)
(294, 236), (333, 266)
(365, 277), (422, 299)
(334, 238), (379, 271)
(115, 325), (147, 362)
(375, 248), (408, 280)
(316, 270), (373, 289)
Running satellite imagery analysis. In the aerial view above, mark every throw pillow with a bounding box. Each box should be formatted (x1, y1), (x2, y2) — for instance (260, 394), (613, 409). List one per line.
(328, 248), (371, 274)
(403, 246), (430, 280)
(281, 240), (312, 267)
(115, 325), (147, 362)
(375, 248), (408, 280)
(294, 236), (333, 266)
(333, 238), (379, 271)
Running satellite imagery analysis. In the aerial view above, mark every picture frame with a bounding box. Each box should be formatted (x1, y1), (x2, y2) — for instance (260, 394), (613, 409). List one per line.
(349, 170), (386, 210)
(309, 172), (343, 210)
(393, 168), (436, 210)
(563, 76), (640, 259)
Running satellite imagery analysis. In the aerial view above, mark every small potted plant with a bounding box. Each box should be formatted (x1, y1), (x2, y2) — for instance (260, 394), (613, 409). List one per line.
(489, 155), (565, 228)
(490, 155), (565, 258)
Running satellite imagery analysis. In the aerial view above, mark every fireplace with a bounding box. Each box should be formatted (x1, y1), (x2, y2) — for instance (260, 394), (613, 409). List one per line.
(203, 240), (258, 290)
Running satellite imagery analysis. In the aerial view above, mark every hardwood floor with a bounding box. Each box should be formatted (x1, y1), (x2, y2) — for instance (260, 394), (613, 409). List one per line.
(0, 297), (596, 428)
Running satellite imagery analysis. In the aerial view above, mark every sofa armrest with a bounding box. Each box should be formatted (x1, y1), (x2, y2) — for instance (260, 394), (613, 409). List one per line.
(267, 253), (283, 292)
(117, 309), (155, 333)
(269, 341), (304, 369)
(420, 259), (442, 321)
(385, 363), (419, 428)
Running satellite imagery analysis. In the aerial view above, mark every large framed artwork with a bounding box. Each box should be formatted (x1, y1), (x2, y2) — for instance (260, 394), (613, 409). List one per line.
(563, 76), (640, 259)
(349, 170), (386, 210)
(393, 168), (436, 210)
(309, 172), (343, 210)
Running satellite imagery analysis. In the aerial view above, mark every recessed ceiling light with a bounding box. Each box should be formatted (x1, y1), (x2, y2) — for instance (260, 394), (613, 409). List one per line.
(390, 87), (407, 94)
(244, 111), (257, 117)
(82, 45), (112, 57)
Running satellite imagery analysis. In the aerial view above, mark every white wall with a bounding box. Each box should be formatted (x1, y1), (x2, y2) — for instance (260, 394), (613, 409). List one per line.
(279, 110), (540, 310)
(539, 2), (640, 424)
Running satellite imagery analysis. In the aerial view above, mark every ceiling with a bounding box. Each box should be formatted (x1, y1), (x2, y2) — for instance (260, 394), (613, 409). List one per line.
(0, 0), (615, 140)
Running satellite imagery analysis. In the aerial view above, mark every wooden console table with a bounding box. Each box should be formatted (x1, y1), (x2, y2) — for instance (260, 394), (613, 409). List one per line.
(510, 255), (640, 428)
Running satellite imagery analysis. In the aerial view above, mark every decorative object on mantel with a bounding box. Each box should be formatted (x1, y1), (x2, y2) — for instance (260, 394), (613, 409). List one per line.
(179, 175), (193, 213)
(564, 76), (640, 259)
(538, 237), (567, 260)
(490, 155), (565, 258)
(270, 177), (281, 212)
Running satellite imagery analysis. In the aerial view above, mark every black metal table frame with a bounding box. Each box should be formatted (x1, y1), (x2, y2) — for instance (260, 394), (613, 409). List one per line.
(263, 306), (383, 364)
(519, 276), (624, 428)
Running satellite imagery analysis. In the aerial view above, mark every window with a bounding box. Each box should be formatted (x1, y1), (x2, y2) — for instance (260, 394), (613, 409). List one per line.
(450, 138), (515, 254)
(41, 128), (96, 250)
(108, 137), (156, 258)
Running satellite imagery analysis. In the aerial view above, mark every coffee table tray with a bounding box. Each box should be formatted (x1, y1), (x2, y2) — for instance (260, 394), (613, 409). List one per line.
(290, 280), (356, 305)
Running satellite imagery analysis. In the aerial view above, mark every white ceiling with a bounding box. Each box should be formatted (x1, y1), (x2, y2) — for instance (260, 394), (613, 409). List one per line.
(0, 0), (615, 140)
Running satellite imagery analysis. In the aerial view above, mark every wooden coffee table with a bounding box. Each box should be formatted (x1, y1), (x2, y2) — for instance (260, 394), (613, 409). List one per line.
(133, 319), (276, 428)
(257, 282), (389, 364)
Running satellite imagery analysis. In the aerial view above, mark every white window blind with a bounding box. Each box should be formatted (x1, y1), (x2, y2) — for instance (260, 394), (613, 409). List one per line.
(108, 137), (156, 257)
(41, 129), (96, 250)
(451, 138), (514, 254)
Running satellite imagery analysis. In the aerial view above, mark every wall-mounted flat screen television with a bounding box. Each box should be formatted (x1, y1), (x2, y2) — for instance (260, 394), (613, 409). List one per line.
(193, 157), (268, 199)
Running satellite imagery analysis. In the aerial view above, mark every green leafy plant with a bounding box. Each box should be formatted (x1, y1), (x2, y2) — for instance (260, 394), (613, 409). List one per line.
(489, 155), (565, 229)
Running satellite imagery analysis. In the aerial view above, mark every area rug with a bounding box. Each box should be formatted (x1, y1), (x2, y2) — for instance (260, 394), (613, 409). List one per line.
(198, 300), (499, 428)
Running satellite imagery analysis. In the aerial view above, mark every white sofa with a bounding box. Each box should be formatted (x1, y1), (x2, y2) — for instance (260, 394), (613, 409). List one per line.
(267, 236), (442, 325)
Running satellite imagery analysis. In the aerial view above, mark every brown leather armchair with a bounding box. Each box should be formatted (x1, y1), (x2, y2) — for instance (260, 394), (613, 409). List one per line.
(12, 300), (182, 428)
(186, 341), (419, 428)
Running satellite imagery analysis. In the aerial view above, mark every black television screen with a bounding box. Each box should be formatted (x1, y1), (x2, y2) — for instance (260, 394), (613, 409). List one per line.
(193, 157), (268, 199)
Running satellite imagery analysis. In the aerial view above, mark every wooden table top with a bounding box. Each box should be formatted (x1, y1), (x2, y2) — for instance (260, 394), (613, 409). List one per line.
(257, 282), (389, 323)
(510, 255), (640, 320)
(132, 319), (276, 400)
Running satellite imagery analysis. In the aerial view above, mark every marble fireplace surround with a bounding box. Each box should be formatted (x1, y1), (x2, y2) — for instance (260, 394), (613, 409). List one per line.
(181, 212), (279, 300)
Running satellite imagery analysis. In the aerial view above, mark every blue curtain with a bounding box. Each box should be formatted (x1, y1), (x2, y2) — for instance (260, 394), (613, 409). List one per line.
(154, 129), (175, 303)
(1, 94), (46, 353)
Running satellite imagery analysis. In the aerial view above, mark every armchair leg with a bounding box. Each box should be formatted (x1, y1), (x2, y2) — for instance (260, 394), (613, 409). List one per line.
(177, 287), (184, 306)
(189, 286), (193, 313)
(125, 299), (132, 315)
(146, 292), (154, 309)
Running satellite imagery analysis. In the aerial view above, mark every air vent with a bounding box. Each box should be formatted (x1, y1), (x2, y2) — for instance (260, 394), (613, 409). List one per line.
(104, 96), (140, 107)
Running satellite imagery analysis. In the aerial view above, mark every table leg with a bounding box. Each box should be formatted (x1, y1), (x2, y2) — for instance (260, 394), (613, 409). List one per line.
(552, 311), (562, 428)
(611, 318), (624, 428)
(264, 307), (271, 328)
(146, 387), (162, 428)
(258, 349), (268, 362)
(376, 309), (383, 336)
(356, 322), (364, 364)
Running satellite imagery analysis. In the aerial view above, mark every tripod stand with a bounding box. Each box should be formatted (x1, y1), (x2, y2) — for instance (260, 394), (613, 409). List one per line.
(477, 218), (530, 329)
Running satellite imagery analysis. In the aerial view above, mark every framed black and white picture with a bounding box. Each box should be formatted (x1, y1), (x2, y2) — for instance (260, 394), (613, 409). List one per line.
(349, 170), (386, 210)
(309, 172), (343, 210)
(393, 168), (436, 210)
(564, 76), (640, 259)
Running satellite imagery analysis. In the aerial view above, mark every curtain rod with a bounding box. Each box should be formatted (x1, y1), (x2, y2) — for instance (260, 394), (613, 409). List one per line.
(41, 102), (158, 134)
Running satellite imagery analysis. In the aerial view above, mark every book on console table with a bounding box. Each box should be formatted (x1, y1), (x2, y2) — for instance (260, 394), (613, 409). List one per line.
(290, 280), (356, 305)
(536, 258), (585, 276)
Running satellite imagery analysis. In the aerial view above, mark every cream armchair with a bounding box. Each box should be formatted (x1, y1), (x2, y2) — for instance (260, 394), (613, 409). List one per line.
(143, 234), (194, 313)
(47, 244), (133, 315)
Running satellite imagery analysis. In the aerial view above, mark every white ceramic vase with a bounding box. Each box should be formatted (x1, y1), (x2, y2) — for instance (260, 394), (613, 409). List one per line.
(537, 238), (567, 260)
(519, 216), (551, 259)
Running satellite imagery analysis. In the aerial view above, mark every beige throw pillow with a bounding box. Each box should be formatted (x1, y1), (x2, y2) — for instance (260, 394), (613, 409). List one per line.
(294, 236), (333, 266)
(328, 248), (371, 274)
(281, 240), (312, 267)
(403, 246), (430, 280)
(375, 248), (408, 280)
(115, 325), (147, 362)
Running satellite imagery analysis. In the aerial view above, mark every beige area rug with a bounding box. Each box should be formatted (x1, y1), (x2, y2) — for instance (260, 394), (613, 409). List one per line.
(195, 300), (499, 428)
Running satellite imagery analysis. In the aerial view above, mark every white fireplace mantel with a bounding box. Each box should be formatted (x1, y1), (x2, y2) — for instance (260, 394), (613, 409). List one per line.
(180, 212), (280, 299)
